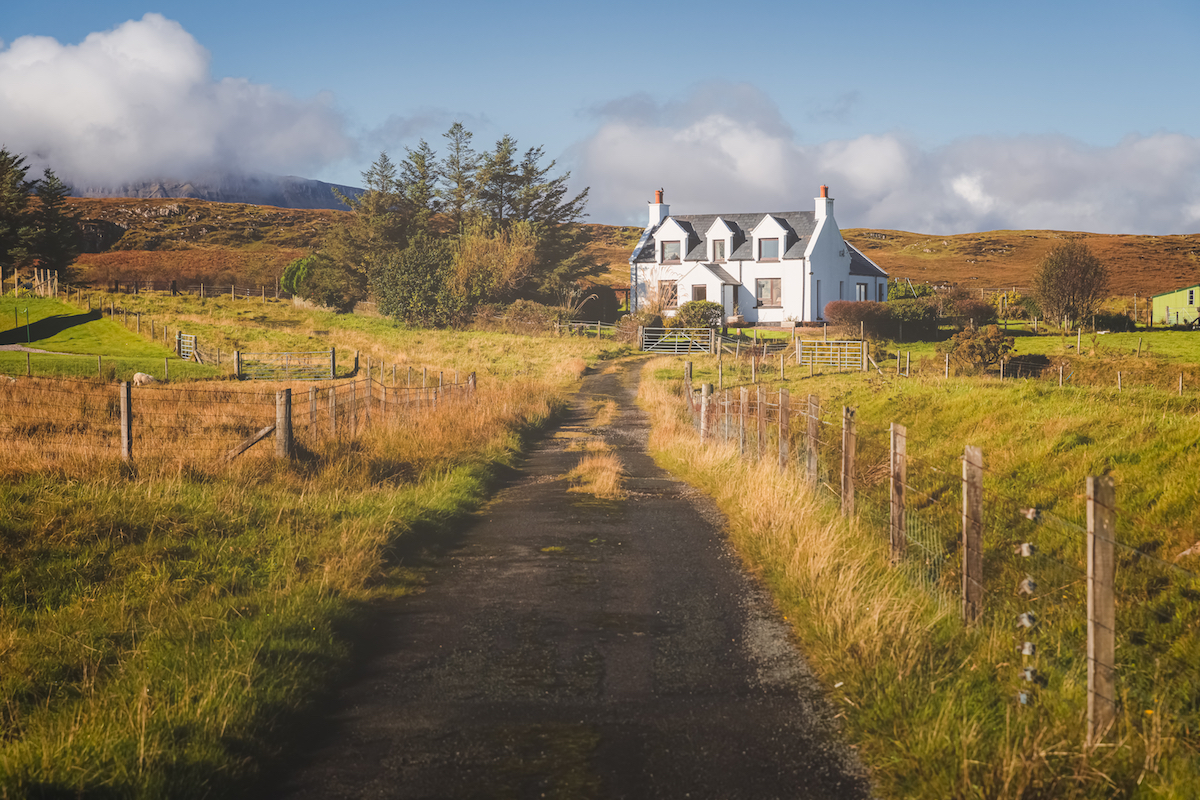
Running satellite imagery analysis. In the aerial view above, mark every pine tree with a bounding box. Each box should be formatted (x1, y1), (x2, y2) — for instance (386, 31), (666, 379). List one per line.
(326, 151), (412, 302)
(437, 123), (478, 232)
(32, 169), (80, 276)
(0, 147), (36, 273)
(476, 135), (519, 224)
(399, 139), (441, 229)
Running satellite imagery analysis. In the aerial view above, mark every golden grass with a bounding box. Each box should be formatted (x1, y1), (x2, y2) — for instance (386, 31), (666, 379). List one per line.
(565, 451), (625, 500)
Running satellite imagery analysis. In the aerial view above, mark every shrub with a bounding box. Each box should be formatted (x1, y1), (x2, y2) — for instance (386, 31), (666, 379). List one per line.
(667, 300), (724, 328)
(950, 297), (998, 327)
(938, 325), (1014, 372)
(505, 299), (564, 329)
(824, 300), (892, 338)
(1091, 310), (1135, 332)
(886, 297), (939, 340)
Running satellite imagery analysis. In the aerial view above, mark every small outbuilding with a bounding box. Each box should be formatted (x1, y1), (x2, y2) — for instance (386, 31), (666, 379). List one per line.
(1151, 284), (1200, 326)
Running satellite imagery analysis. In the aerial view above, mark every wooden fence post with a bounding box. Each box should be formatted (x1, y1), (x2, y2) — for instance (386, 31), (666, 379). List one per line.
(350, 382), (357, 437)
(841, 406), (855, 517)
(739, 387), (748, 456)
(1087, 475), (1116, 746)
(119, 381), (132, 462)
(309, 387), (317, 427)
(723, 388), (730, 439)
(807, 394), (819, 484)
(276, 389), (292, 460)
(684, 361), (694, 413)
(778, 389), (790, 471)
(962, 445), (984, 623)
(468, 372), (477, 396)
(328, 386), (338, 437)
(756, 384), (766, 460)
(234, 350), (242, 379)
(365, 371), (372, 426)
(330, 347), (336, 379)
(890, 423), (907, 563)
(700, 383), (711, 441)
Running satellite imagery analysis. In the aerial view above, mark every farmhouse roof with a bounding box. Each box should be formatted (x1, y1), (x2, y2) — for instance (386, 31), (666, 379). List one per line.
(631, 211), (817, 263)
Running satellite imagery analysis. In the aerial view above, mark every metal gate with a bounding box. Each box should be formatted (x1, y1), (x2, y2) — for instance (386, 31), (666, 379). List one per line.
(796, 340), (866, 370)
(641, 327), (714, 354)
(178, 333), (197, 361)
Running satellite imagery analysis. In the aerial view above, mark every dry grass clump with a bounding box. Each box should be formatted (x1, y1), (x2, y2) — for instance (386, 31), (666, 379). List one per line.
(565, 450), (625, 500)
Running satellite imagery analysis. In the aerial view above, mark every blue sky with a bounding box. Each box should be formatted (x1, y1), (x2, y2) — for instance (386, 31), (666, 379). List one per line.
(2, 1), (1199, 233)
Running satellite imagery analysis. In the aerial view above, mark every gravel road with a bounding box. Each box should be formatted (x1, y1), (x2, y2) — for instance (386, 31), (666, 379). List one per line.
(271, 358), (873, 799)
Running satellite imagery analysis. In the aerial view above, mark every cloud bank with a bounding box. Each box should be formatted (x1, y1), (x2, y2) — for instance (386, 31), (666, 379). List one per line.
(0, 14), (354, 187)
(576, 84), (1200, 235)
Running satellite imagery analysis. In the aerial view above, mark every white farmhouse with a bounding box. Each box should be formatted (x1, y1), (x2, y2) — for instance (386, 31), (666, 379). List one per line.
(629, 187), (888, 324)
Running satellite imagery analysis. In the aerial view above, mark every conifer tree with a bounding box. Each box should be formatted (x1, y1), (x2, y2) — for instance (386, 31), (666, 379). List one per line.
(0, 147), (35, 272)
(399, 139), (441, 229)
(437, 122), (478, 231)
(33, 169), (80, 276)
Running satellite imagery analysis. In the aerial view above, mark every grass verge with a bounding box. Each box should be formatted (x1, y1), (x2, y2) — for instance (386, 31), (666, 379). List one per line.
(639, 357), (1200, 799)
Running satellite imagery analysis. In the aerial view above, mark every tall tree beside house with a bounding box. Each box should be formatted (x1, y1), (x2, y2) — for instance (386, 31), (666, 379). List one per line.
(437, 122), (479, 232)
(1033, 240), (1110, 327)
(32, 169), (80, 276)
(507, 144), (594, 297)
(0, 147), (36, 271)
(475, 134), (520, 224)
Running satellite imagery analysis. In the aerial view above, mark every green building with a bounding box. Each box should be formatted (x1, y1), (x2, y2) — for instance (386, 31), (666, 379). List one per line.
(1152, 284), (1200, 326)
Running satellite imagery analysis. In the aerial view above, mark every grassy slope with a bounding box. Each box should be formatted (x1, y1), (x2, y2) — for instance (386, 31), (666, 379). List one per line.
(62, 197), (1200, 298)
(642, 357), (1200, 799)
(844, 228), (1200, 297)
(0, 296), (626, 798)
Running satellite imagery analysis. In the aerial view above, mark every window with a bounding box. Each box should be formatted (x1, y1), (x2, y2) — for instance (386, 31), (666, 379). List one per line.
(756, 278), (781, 307)
(661, 241), (681, 263)
(815, 280), (821, 317)
(758, 238), (779, 261)
(839, 281), (844, 300)
(1190, 288), (1196, 306)
(713, 239), (725, 261)
(878, 283), (885, 302)
(692, 285), (707, 302)
(658, 280), (678, 308)
(856, 282), (868, 301)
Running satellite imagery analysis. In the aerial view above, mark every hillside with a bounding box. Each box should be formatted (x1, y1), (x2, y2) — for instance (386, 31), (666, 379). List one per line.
(843, 228), (1200, 297)
(63, 197), (1200, 299)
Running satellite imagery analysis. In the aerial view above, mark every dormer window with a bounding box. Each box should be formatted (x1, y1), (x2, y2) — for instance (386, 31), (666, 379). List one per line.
(661, 241), (681, 263)
(713, 239), (725, 262)
(759, 238), (779, 261)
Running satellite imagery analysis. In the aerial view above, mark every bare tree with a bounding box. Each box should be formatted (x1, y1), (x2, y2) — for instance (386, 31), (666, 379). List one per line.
(1033, 240), (1109, 327)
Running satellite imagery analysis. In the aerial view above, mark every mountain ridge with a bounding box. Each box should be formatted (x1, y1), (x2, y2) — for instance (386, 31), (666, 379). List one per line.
(71, 172), (362, 212)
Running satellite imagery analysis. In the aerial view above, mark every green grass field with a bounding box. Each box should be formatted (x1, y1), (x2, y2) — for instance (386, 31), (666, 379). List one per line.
(0, 292), (622, 798)
(644, 353), (1200, 799)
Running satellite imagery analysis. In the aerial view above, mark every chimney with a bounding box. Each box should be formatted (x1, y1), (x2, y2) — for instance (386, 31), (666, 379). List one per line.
(815, 184), (834, 222)
(648, 187), (669, 227)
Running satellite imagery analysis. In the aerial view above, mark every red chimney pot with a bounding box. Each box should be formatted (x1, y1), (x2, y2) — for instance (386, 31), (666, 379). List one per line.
(654, 189), (664, 204)
(820, 185), (828, 198)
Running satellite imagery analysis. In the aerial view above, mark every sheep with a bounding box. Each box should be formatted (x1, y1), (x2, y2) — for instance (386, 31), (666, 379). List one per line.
(132, 372), (158, 386)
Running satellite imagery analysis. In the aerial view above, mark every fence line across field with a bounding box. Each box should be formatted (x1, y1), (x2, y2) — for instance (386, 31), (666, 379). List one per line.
(675, 357), (1197, 750)
(0, 370), (477, 465)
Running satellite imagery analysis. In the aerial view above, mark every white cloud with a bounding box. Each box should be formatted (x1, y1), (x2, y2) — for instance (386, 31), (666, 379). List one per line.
(576, 85), (1200, 235)
(0, 14), (355, 187)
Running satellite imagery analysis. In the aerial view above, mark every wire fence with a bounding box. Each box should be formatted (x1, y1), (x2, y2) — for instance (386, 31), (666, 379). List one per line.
(0, 372), (476, 469)
(677, 360), (1200, 745)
